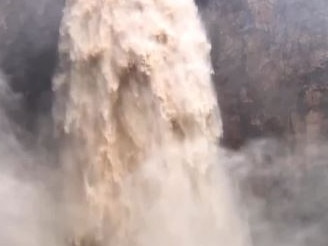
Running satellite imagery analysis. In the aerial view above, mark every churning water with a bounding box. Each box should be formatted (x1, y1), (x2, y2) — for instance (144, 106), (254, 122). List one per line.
(52, 0), (250, 245)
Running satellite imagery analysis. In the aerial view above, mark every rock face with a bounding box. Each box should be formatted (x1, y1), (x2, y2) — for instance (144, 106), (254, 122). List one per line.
(198, 0), (328, 148)
(0, 0), (64, 118)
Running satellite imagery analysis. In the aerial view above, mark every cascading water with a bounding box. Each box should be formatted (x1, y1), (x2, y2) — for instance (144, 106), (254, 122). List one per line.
(53, 0), (250, 245)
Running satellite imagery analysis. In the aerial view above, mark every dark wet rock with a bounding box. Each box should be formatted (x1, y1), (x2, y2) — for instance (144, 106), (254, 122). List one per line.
(197, 0), (328, 148)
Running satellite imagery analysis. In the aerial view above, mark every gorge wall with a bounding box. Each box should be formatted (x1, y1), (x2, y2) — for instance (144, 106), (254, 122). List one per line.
(198, 0), (328, 148)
